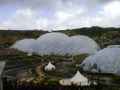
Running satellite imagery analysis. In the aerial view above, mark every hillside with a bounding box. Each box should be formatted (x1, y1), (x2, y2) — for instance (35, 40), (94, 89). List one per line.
(1, 27), (120, 90)
(0, 30), (48, 48)
(0, 26), (120, 48)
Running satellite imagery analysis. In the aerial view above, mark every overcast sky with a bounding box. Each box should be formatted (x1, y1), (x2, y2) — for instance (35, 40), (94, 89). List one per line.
(0, 0), (120, 30)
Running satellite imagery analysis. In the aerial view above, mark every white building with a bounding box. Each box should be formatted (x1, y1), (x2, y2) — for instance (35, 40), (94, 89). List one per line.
(70, 70), (90, 86)
(0, 61), (6, 90)
(27, 52), (33, 56)
(59, 70), (90, 86)
(59, 79), (72, 86)
(107, 45), (120, 48)
(44, 62), (56, 71)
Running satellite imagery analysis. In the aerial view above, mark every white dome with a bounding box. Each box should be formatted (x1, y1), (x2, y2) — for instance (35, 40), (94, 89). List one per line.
(11, 33), (99, 55)
(107, 45), (120, 48)
(36, 33), (69, 55)
(11, 39), (36, 53)
(81, 48), (120, 75)
(44, 62), (56, 71)
(37, 32), (69, 40)
(67, 35), (99, 55)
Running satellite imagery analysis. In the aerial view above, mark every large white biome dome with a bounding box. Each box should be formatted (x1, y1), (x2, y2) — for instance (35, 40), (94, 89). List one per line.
(107, 45), (120, 48)
(81, 48), (120, 75)
(35, 33), (69, 55)
(11, 39), (36, 53)
(67, 35), (99, 55)
(11, 32), (99, 55)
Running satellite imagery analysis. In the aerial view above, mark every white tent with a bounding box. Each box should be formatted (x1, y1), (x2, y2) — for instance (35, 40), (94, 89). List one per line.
(59, 70), (90, 86)
(44, 62), (56, 71)
(0, 61), (6, 90)
(70, 70), (89, 86)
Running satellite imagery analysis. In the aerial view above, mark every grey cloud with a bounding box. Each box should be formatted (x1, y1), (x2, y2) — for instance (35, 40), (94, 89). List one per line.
(0, 0), (116, 15)
(0, 0), (120, 30)
(0, 0), (114, 9)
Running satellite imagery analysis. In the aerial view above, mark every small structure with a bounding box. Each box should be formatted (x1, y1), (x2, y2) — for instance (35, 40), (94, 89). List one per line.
(27, 52), (33, 56)
(0, 61), (6, 90)
(70, 70), (89, 86)
(44, 62), (56, 71)
(59, 79), (71, 86)
(59, 70), (90, 86)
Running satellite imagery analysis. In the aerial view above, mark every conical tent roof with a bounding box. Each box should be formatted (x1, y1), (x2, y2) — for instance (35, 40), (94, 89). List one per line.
(45, 62), (56, 71)
(70, 70), (89, 86)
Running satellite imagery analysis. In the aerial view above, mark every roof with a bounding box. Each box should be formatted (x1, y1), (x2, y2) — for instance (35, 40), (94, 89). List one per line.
(59, 70), (90, 86)
(71, 70), (88, 82)
(70, 70), (89, 86)
(45, 62), (55, 71)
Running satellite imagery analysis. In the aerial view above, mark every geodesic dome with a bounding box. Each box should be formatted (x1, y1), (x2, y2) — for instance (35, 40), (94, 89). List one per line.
(11, 39), (36, 53)
(67, 35), (99, 55)
(36, 33), (69, 55)
(11, 32), (99, 55)
(81, 48), (120, 75)
(107, 45), (120, 48)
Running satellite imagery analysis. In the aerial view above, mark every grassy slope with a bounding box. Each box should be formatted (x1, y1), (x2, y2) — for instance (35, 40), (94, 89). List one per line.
(0, 30), (48, 48)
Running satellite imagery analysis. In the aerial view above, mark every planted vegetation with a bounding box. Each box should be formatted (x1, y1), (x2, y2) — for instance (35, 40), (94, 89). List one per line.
(1, 27), (120, 89)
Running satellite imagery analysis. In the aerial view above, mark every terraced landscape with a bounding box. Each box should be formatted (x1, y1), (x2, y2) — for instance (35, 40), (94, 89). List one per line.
(0, 27), (120, 90)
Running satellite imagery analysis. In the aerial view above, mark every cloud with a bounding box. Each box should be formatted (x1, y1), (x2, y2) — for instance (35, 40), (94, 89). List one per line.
(0, 0), (120, 30)
(1, 8), (50, 30)
(103, 1), (120, 18)
(11, 32), (99, 55)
